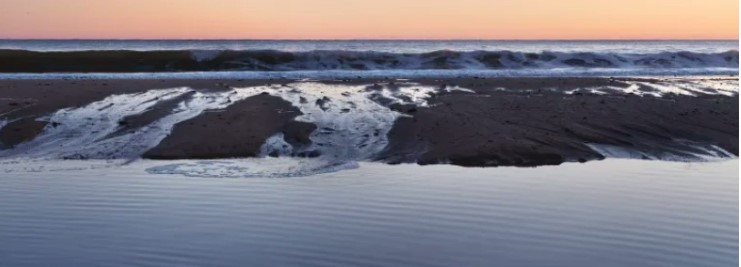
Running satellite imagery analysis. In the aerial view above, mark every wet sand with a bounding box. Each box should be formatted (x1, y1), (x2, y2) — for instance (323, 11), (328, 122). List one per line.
(0, 77), (737, 166)
(143, 93), (316, 159)
(0, 79), (289, 148)
(381, 86), (738, 166)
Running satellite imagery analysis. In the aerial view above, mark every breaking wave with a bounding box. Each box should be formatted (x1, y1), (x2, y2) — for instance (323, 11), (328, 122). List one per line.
(0, 49), (737, 74)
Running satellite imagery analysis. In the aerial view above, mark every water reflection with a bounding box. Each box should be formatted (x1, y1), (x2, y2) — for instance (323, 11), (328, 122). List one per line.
(0, 159), (737, 267)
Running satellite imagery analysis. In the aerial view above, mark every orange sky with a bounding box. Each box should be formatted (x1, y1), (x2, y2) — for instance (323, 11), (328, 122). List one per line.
(0, 0), (738, 39)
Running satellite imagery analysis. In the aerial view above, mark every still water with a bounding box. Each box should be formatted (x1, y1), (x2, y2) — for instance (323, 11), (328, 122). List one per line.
(0, 159), (737, 267)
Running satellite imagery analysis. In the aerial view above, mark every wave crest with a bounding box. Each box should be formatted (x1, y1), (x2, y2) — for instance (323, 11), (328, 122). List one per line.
(0, 49), (737, 73)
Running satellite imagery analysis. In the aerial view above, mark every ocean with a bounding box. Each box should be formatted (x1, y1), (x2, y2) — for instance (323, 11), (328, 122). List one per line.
(0, 40), (737, 78)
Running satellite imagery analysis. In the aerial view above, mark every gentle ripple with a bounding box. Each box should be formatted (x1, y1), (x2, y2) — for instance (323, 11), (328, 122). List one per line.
(0, 159), (737, 267)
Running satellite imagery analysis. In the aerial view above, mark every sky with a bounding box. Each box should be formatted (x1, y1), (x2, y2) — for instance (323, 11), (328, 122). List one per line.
(0, 0), (738, 39)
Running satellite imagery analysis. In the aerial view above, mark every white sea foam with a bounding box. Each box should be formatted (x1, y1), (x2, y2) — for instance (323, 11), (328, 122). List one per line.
(150, 82), (463, 177)
(0, 88), (190, 159)
(145, 158), (360, 178)
(0, 82), (469, 177)
(0, 80), (735, 177)
(565, 79), (738, 97)
(586, 142), (736, 162)
(190, 50), (222, 62)
(0, 88), (263, 161)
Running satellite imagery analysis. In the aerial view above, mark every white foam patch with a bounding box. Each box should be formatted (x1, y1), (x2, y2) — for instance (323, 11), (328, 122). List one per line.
(568, 79), (738, 97)
(190, 50), (221, 62)
(145, 158), (360, 178)
(151, 82), (461, 177)
(0, 88), (263, 166)
(260, 133), (295, 157)
(0, 82), (472, 177)
(586, 143), (736, 162)
(376, 85), (438, 107)
(0, 88), (190, 159)
(0, 158), (129, 173)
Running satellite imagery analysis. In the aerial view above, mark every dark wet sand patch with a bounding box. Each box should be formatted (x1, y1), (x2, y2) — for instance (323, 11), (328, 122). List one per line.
(143, 94), (315, 159)
(379, 89), (738, 166)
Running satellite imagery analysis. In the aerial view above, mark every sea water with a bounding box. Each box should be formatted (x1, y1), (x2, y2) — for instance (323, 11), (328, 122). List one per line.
(0, 39), (736, 53)
(0, 40), (737, 78)
(0, 159), (736, 267)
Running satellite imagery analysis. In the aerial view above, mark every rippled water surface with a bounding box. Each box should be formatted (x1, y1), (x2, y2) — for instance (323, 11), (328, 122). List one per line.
(0, 159), (737, 267)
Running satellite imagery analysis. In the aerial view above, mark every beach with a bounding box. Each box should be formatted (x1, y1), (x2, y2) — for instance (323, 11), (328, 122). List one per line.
(0, 76), (737, 169)
(1, 1), (738, 265)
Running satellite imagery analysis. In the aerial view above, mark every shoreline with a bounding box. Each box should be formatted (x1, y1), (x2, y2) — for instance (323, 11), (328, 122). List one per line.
(0, 76), (737, 169)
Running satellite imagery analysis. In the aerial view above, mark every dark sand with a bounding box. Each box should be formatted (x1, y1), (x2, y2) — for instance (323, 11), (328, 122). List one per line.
(144, 93), (316, 159)
(382, 87), (738, 166)
(0, 77), (737, 167)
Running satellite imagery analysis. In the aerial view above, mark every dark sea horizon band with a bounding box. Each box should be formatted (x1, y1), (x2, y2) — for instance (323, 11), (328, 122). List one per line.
(1, 69), (739, 80)
(0, 49), (737, 74)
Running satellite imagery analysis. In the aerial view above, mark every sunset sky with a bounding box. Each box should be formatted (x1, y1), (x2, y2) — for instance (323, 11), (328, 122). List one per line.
(0, 0), (738, 39)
